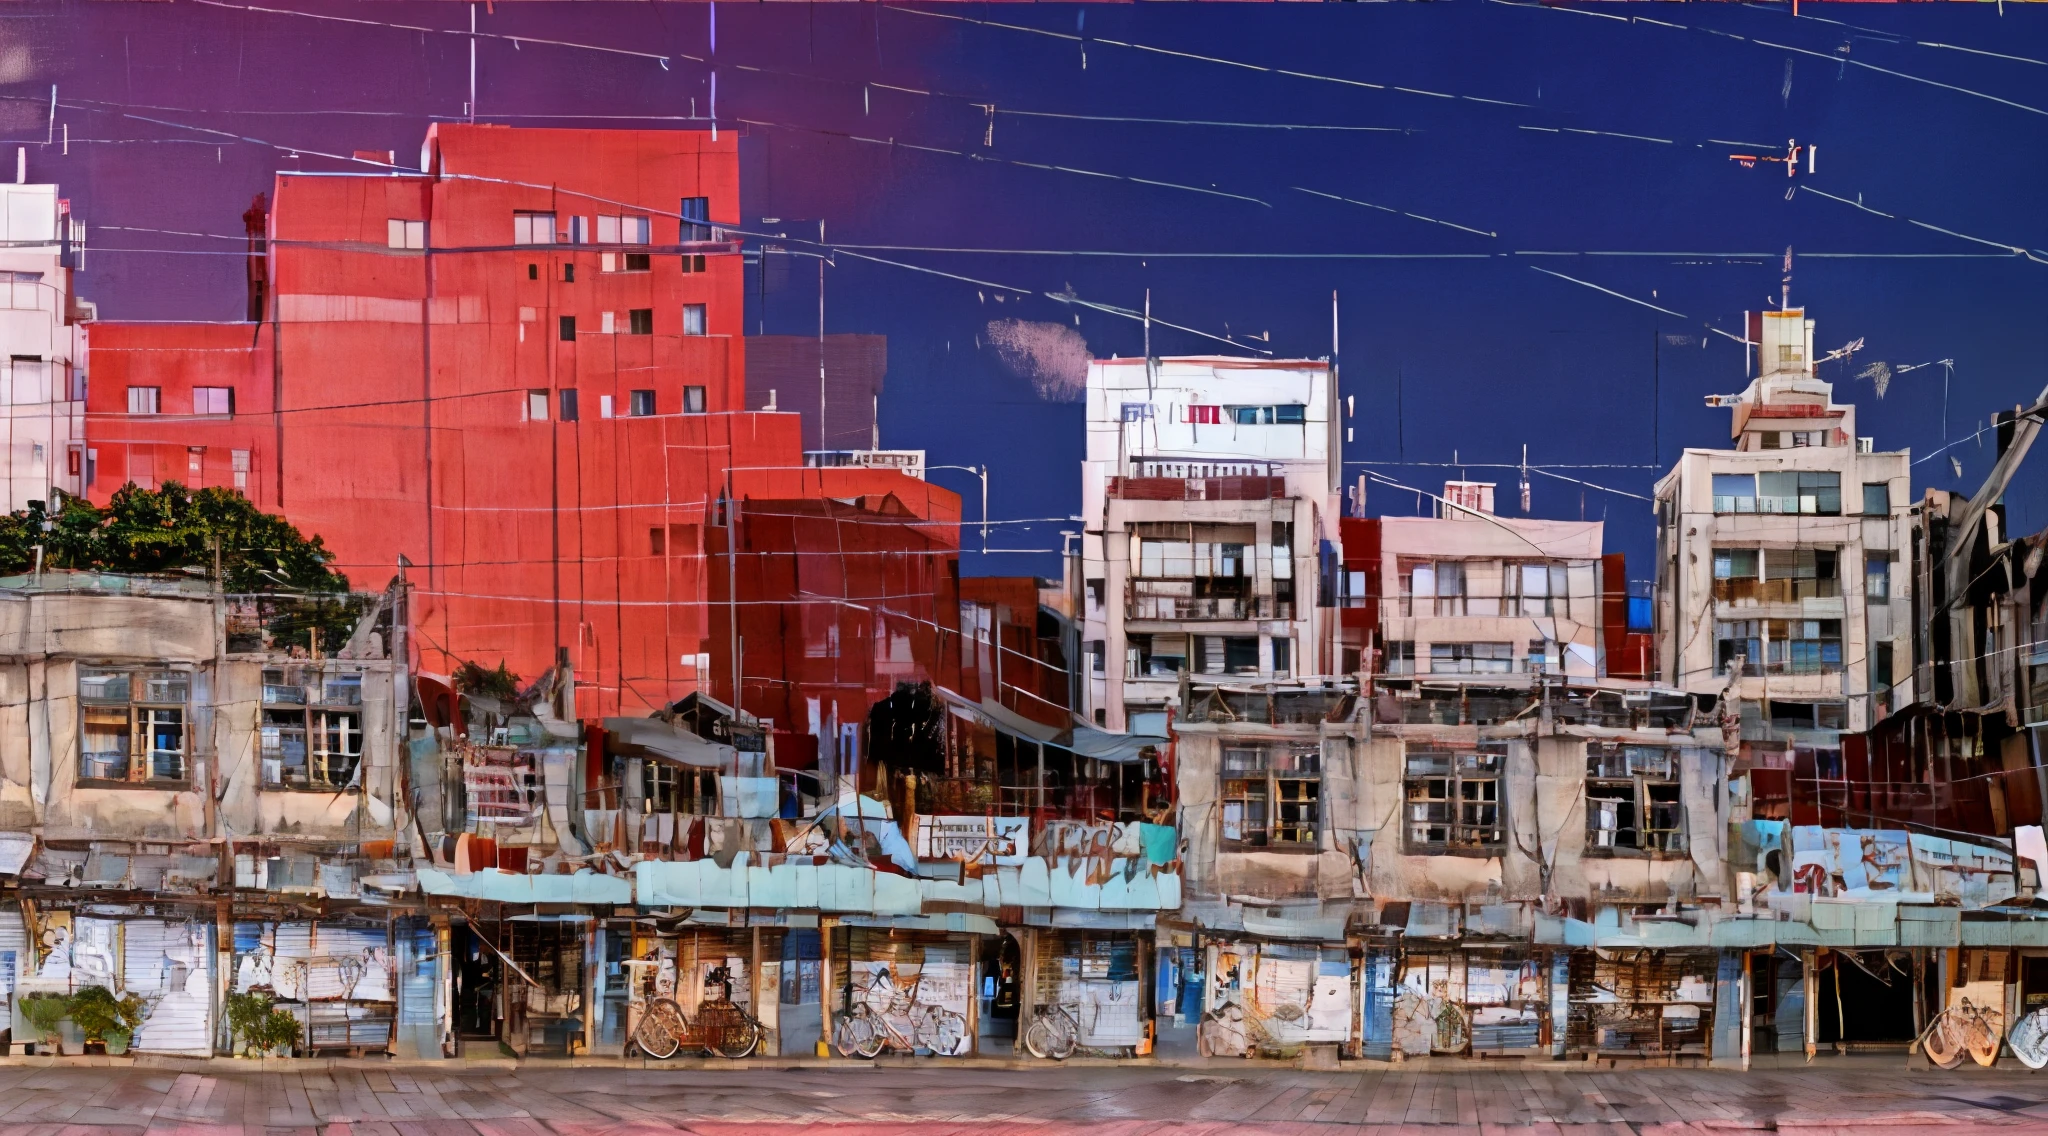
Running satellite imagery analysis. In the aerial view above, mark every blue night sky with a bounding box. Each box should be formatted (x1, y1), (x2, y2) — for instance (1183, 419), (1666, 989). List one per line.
(11, 2), (2048, 582)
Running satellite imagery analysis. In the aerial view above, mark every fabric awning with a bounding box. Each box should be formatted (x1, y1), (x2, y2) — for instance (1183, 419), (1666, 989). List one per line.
(933, 687), (1166, 764)
(0, 832), (32, 876)
(602, 716), (734, 768)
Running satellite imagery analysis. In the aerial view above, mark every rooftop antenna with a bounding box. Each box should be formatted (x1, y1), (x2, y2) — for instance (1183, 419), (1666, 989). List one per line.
(1781, 245), (1793, 311)
(1143, 287), (1154, 401)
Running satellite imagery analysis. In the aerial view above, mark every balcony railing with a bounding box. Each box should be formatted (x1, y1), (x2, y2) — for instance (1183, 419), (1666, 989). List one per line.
(1712, 578), (1841, 604)
(1126, 593), (1292, 621)
(1109, 476), (1285, 502)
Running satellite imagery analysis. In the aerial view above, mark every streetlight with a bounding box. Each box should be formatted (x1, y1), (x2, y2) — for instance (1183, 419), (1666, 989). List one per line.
(928, 464), (988, 555)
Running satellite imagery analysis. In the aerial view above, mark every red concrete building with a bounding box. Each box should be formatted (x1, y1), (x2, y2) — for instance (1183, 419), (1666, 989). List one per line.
(84, 125), (956, 719)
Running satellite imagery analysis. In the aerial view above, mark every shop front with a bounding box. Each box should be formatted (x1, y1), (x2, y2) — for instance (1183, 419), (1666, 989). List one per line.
(1196, 938), (1349, 1058)
(832, 920), (978, 1057)
(1024, 926), (1150, 1058)
(233, 918), (396, 1056)
(1566, 948), (1717, 1058)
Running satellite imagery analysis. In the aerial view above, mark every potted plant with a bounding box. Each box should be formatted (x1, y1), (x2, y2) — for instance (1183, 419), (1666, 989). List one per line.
(68, 985), (145, 1056)
(226, 991), (302, 1057)
(16, 992), (70, 1055)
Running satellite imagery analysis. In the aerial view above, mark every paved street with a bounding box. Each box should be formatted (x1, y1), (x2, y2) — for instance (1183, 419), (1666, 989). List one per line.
(4, 1061), (2048, 1136)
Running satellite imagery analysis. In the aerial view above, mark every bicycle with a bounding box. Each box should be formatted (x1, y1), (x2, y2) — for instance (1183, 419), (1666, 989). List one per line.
(1023, 1000), (1082, 1060)
(1918, 996), (2004, 1070)
(833, 970), (969, 1058)
(630, 964), (764, 1060)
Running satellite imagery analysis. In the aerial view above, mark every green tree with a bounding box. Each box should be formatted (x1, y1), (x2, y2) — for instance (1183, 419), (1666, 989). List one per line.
(0, 483), (347, 592)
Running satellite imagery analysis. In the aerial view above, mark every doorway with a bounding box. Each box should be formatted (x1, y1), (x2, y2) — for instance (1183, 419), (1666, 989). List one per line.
(1812, 949), (1916, 1047)
(452, 924), (499, 1044)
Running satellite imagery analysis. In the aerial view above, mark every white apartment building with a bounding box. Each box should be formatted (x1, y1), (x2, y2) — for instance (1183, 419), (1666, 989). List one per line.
(1653, 305), (1911, 735)
(1078, 356), (1340, 733)
(0, 170), (89, 511)
(1372, 491), (1608, 680)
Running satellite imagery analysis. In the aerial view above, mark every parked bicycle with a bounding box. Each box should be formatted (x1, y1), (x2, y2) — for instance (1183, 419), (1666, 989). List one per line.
(833, 969), (968, 1058)
(1023, 1000), (1083, 1060)
(1918, 996), (2003, 1070)
(630, 964), (763, 1060)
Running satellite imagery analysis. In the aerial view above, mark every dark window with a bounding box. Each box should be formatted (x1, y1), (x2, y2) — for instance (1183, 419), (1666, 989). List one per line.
(562, 263), (575, 283)
(629, 308), (654, 335)
(649, 527), (666, 555)
(1274, 404), (1306, 425)
(682, 254), (706, 273)
(1863, 482), (1890, 516)
(1873, 642), (1895, 690)
(559, 315), (576, 342)
(1222, 636), (1259, 675)
(683, 385), (706, 414)
(629, 389), (655, 417)
(1220, 744), (1320, 851)
(527, 264), (538, 280)
(625, 252), (650, 272)
(1270, 636), (1291, 676)
(1585, 744), (1686, 855)
(1403, 746), (1505, 852)
(558, 389), (579, 422)
(680, 196), (712, 242)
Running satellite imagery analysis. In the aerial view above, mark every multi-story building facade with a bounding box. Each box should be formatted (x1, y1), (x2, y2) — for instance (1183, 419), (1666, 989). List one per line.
(1653, 305), (1912, 741)
(1078, 356), (1341, 734)
(0, 176), (88, 512)
(1348, 494), (1610, 682)
(83, 125), (937, 718)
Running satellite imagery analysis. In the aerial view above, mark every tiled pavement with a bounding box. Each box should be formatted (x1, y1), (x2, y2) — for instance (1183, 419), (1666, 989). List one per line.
(3, 1061), (2048, 1135)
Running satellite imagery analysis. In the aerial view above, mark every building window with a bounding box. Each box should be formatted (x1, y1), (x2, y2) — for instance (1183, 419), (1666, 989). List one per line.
(649, 526), (667, 555)
(629, 308), (654, 335)
(646, 762), (718, 815)
(1864, 482), (1891, 516)
(528, 263), (538, 281)
(126, 386), (160, 415)
(1228, 404), (1307, 425)
(193, 387), (234, 416)
(1711, 471), (1840, 515)
(386, 219), (425, 250)
(681, 253), (706, 273)
(1506, 561), (1569, 617)
(559, 315), (576, 342)
(567, 216), (590, 244)
(1872, 642), (1895, 691)
(1866, 554), (1890, 601)
(596, 215), (651, 245)
(513, 211), (557, 246)
(1403, 746), (1504, 853)
(1382, 640), (1415, 675)
(1401, 559), (1464, 616)
(683, 385), (706, 414)
(1429, 641), (1515, 674)
(1716, 548), (1839, 604)
(1585, 744), (1686, 856)
(682, 304), (707, 336)
(629, 390), (656, 417)
(1088, 639), (1104, 674)
(558, 389), (579, 422)
(1716, 618), (1842, 676)
(1196, 635), (1260, 675)
(680, 196), (712, 242)
(563, 263), (576, 284)
(600, 311), (616, 335)
(78, 668), (189, 785)
(526, 390), (549, 422)
(232, 449), (250, 490)
(1126, 633), (1189, 679)
(260, 670), (363, 790)
(625, 252), (651, 272)
(1220, 744), (1320, 851)
(1270, 636), (1292, 677)
(599, 395), (614, 419)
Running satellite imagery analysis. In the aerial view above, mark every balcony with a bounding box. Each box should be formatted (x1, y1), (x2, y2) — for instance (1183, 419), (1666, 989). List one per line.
(1126, 583), (1291, 622)
(1109, 476), (1285, 502)
(1712, 578), (1841, 604)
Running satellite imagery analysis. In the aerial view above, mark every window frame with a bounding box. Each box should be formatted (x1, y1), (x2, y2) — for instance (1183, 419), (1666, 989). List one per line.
(683, 386), (706, 415)
(126, 386), (161, 416)
(260, 669), (364, 792)
(513, 211), (557, 246)
(1219, 743), (1321, 852)
(628, 390), (656, 417)
(682, 304), (708, 336)
(1403, 746), (1505, 854)
(77, 667), (192, 787)
(1583, 744), (1687, 857)
(193, 386), (234, 416)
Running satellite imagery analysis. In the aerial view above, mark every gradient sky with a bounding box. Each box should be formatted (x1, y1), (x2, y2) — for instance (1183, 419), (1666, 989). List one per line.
(9, 1), (2048, 582)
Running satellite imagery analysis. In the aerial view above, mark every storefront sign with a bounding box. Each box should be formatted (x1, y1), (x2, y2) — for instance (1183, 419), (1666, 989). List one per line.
(916, 815), (1029, 866)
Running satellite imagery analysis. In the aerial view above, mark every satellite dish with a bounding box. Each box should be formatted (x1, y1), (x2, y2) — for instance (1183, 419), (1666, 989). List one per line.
(2011, 1008), (2048, 1070)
